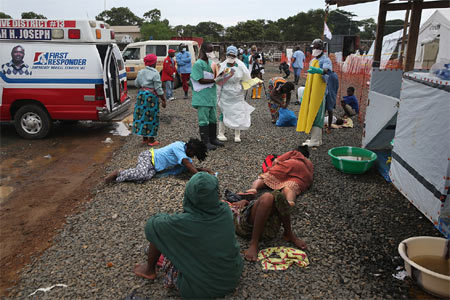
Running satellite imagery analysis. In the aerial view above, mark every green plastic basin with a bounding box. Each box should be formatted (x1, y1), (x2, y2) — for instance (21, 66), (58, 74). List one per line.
(328, 146), (377, 174)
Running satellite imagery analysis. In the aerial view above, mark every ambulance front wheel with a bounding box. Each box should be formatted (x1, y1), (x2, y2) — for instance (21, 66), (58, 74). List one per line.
(14, 105), (52, 139)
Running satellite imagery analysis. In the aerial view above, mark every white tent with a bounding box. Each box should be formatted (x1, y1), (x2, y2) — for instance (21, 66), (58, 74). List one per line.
(414, 8), (450, 69)
(367, 28), (407, 68)
(390, 71), (450, 238)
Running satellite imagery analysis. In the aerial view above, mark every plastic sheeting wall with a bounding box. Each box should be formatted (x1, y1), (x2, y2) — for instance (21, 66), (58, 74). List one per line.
(362, 68), (403, 150)
(390, 72), (450, 238)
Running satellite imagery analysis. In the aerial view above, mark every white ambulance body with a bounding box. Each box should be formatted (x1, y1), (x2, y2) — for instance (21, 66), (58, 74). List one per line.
(0, 19), (130, 139)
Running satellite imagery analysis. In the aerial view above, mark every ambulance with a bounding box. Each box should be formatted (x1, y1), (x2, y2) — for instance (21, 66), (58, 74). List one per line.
(122, 40), (199, 80)
(0, 19), (130, 139)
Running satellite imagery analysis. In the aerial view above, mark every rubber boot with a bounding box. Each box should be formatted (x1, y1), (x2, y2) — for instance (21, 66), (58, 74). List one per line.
(256, 86), (262, 99)
(208, 123), (224, 147)
(217, 121), (227, 141)
(252, 87), (256, 99)
(184, 91), (188, 99)
(199, 125), (216, 151)
(302, 126), (323, 147)
(234, 129), (241, 143)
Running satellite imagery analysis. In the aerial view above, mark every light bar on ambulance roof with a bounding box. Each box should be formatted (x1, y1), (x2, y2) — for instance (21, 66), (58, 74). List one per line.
(100, 23), (105, 28)
(89, 20), (97, 28)
(68, 29), (80, 39)
(52, 29), (64, 39)
(110, 31), (115, 39)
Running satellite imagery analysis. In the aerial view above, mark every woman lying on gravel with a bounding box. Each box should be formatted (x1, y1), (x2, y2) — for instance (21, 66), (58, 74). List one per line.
(239, 145), (313, 207)
(134, 172), (243, 299)
(104, 139), (211, 183)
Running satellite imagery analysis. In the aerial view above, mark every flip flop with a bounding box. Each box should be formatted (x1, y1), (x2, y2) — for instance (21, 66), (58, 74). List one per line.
(148, 141), (160, 147)
(237, 190), (257, 200)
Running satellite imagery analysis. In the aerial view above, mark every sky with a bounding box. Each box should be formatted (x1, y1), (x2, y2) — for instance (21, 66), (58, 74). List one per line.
(1, 0), (436, 27)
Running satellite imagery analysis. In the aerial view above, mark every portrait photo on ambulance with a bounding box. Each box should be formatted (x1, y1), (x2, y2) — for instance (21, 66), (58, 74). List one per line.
(0, 19), (131, 139)
(1, 45), (32, 75)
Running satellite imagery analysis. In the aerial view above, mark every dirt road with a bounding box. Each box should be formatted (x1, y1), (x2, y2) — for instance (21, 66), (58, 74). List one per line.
(0, 91), (135, 296)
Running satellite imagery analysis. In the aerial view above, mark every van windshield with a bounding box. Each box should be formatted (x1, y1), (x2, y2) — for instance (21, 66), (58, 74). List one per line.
(146, 45), (166, 56)
(122, 48), (140, 60)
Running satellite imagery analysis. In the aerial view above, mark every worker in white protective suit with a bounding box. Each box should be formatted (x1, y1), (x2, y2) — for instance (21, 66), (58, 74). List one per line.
(216, 46), (255, 143)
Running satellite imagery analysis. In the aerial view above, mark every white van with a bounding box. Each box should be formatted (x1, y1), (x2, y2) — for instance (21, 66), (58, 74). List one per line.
(0, 19), (130, 139)
(122, 40), (199, 80)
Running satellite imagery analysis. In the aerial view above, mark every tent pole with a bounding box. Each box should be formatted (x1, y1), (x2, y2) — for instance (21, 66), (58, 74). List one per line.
(399, 3), (411, 67)
(404, 1), (423, 71)
(373, 1), (387, 68)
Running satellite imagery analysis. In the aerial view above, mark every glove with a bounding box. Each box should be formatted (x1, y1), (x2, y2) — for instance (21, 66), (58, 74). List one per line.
(307, 66), (324, 75)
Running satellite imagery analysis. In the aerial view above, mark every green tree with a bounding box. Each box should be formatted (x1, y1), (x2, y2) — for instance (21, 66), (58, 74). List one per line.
(0, 12), (12, 18)
(263, 21), (281, 41)
(225, 20), (265, 41)
(359, 18), (376, 40)
(327, 9), (359, 35)
(141, 22), (174, 40)
(143, 9), (161, 23)
(384, 19), (404, 36)
(96, 7), (142, 26)
(21, 12), (46, 19)
(195, 22), (224, 42)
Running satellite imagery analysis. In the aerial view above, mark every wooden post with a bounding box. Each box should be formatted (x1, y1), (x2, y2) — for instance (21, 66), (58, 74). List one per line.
(399, 5), (411, 66)
(404, 1), (423, 71)
(373, 1), (387, 68)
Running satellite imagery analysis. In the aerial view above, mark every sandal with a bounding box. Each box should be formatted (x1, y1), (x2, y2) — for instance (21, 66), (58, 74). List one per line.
(148, 141), (160, 147)
(237, 189), (257, 200)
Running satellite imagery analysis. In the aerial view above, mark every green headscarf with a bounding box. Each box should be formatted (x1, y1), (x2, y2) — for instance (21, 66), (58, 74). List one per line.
(145, 172), (243, 299)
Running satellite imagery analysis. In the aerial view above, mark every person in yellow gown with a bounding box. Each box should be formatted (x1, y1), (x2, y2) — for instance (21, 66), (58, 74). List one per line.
(296, 39), (333, 147)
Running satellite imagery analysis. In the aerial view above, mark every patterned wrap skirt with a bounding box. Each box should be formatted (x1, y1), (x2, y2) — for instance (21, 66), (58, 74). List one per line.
(132, 88), (159, 137)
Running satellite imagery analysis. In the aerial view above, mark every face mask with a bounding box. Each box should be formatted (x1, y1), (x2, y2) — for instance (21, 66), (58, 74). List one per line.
(226, 56), (236, 64)
(312, 49), (323, 57)
(206, 52), (215, 59)
(181, 48), (186, 52)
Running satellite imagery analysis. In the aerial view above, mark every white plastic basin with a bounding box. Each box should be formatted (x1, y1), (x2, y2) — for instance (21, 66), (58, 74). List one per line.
(398, 236), (450, 298)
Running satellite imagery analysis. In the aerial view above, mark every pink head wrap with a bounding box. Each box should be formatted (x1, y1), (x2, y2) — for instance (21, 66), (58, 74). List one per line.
(144, 54), (157, 66)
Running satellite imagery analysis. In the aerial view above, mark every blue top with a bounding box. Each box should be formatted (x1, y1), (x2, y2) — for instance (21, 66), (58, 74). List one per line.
(292, 50), (305, 69)
(342, 95), (359, 113)
(153, 141), (192, 172)
(176, 51), (192, 74)
(242, 53), (250, 68)
(135, 66), (164, 96)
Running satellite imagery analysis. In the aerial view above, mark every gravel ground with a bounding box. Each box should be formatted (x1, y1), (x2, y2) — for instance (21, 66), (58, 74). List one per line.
(7, 64), (441, 299)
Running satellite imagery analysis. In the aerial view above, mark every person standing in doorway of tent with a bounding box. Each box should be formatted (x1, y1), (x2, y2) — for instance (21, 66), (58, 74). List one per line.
(162, 49), (177, 101)
(216, 45), (255, 143)
(291, 46), (305, 85)
(191, 42), (224, 151)
(296, 39), (332, 147)
(133, 54), (166, 146)
(176, 43), (192, 99)
(249, 45), (264, 99)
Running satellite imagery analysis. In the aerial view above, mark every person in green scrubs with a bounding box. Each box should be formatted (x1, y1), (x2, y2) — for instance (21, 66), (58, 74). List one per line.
(191, 42), (224, 151)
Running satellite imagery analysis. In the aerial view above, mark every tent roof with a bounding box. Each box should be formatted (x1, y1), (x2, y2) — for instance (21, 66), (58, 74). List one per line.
(419, 8), (450, 34)
(325, 0), (377, 6)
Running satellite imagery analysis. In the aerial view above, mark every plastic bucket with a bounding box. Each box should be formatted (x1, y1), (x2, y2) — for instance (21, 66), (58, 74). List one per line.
(328, 146), (377, 174)
(398, 236), (450, 298)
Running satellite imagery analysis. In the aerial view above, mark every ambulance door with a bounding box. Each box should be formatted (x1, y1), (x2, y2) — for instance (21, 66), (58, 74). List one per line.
(102, 44), (120, 112)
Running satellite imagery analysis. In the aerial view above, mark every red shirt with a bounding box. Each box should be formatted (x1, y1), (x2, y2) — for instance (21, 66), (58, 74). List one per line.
(161, 56), (176, 82)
